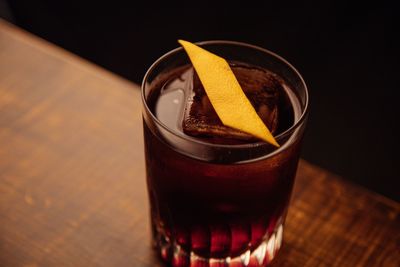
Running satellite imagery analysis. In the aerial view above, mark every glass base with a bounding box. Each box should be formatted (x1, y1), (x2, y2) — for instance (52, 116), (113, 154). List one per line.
(153, 223), (284, 267)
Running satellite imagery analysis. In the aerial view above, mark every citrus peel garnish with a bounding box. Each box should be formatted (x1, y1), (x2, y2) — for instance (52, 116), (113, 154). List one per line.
(178, 40), (280, 147)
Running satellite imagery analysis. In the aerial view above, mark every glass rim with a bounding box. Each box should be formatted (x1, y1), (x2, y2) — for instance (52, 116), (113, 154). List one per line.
(141, 40), (309, 152)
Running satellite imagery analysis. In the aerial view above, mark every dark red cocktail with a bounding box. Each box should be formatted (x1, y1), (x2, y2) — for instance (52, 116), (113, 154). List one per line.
(141, 41), (308, 267)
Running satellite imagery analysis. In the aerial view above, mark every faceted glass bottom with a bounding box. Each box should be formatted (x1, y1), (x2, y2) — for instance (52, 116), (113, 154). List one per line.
(153, 221), (284, 267)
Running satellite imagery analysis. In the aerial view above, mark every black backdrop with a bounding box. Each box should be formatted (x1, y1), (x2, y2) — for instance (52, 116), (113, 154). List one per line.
(4, 1), (399, 201)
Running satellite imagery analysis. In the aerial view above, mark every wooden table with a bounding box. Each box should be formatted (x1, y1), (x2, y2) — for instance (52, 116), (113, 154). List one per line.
(0, 19), (399, 267)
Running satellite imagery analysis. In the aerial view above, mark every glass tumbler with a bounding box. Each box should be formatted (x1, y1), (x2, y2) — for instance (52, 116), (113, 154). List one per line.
(141, 41), (309, 267)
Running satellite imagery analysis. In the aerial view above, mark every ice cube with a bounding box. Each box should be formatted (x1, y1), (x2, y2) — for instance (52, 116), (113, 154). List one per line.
(182, 65), (281, 141)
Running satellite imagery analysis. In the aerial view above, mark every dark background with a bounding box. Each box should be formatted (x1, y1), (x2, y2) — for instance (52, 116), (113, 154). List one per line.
(1, 1), (399, 201)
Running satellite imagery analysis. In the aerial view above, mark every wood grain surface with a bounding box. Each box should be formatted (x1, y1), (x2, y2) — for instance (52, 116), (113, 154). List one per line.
(0, 19), (399, 267)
